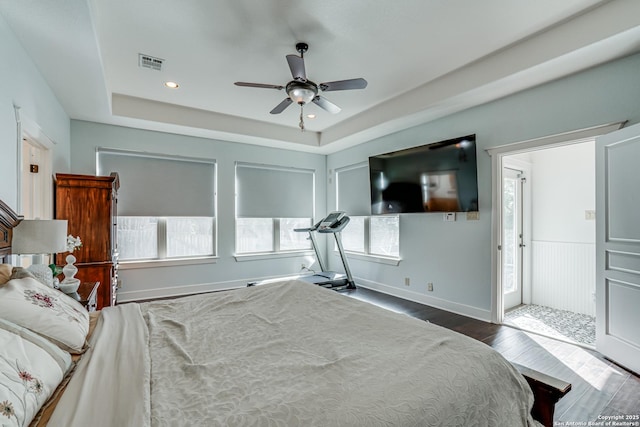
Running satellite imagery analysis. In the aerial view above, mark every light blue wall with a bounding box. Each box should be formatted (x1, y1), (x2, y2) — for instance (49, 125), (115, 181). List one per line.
(327, 52), (640, 318)
(5, 3), (640, 314)
(70, 120), (327, 301)
(0, 13), (70, 210)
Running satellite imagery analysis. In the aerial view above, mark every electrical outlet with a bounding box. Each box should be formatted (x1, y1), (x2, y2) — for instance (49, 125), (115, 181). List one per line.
(444, 212), (456, 222)
(404, 277), (410, 286)
(427, 282), (433, 292)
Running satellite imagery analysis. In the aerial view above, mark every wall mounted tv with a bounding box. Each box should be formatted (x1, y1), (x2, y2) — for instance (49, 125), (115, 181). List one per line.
(369, 134), (479, 214)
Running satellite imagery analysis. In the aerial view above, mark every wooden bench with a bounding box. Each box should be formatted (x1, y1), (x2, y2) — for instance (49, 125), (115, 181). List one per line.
(514, 363), (572, 427)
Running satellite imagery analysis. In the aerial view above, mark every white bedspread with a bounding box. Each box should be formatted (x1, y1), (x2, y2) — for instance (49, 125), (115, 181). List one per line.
(47, 303), (150, 427)
(50, 280), (541, 426)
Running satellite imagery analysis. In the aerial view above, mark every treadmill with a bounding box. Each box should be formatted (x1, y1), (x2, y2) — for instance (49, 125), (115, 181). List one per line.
(294, 211), (356, 291)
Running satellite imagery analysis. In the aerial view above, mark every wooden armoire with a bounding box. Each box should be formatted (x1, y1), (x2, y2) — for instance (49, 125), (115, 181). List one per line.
(54, 173), (119, 310)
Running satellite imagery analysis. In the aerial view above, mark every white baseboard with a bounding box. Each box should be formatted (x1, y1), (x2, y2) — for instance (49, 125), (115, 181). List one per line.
(355, 277), (492, 323)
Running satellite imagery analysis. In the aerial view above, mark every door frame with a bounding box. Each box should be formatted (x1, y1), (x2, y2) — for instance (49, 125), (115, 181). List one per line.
(487, 122), (624, 324)
(14, 106), (56, 218)
(502, 159), (531, 311)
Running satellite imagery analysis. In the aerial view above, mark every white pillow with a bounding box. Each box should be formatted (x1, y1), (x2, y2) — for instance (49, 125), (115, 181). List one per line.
(0, 318), (72, 427)
(0, 277), (89, 353)
(26, 264), (55, 288)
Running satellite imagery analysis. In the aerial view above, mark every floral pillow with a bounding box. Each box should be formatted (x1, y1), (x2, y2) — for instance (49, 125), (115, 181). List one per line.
(0, 318), (72, 427)
(0, 277), (89, 354)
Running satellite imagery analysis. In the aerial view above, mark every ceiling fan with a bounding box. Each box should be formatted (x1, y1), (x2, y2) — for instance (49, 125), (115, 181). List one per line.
(234, 42), (367, 131)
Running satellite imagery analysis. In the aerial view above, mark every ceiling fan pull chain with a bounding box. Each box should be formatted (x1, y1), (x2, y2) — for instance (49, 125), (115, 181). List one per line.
(299, 104), (305, 131)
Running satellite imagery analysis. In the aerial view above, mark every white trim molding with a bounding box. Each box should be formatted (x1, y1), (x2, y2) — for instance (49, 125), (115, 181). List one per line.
(486, 122), (625, 156)
(356, 277), (491, 322)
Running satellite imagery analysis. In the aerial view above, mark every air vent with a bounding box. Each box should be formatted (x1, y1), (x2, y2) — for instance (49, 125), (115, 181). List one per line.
(138, 54), (163, 71)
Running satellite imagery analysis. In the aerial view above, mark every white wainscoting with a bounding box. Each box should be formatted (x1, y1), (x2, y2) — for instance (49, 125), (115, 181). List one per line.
(531, 240), (596, 316)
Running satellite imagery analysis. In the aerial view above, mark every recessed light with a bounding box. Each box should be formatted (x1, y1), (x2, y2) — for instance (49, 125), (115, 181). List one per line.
(306, 114), (316, 119)
(164, 81), (179, 89)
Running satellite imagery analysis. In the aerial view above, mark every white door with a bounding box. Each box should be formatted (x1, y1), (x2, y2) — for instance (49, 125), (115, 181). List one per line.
(20, 137), (52, 219)
(503, 167), (525, 310)
(596, 122), (640, 374)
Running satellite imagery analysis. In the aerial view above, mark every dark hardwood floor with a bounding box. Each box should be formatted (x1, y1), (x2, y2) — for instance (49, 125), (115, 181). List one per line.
(344, 287), (640, 424)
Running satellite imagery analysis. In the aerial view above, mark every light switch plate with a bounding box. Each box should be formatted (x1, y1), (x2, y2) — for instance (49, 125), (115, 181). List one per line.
(444, 212), (456, 222)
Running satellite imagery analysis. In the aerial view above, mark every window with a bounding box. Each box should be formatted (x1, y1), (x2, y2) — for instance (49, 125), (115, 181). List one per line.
(117, 217), (158, 260)
(336, 163), (400, 258)
(236, 217), (311, 253)
(98, 149), (216, 262)
(341, 216), (365, 253)
(235, 163), (314, 255)
(236, 218), (273, 253)
(280, 218), (313, 251)
(340, 216), (400, 258)
(166, 217), (214, 258)
(370, 215), (400, 257)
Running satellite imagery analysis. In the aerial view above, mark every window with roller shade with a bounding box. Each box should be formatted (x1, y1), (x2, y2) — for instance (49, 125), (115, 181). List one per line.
(97, 149), (216, 261)
(235, 162), (314, 254)
(336, 163), (400, 258)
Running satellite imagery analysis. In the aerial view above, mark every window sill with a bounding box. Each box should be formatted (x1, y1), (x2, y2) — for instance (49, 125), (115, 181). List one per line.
(339, 251), (401, 266)
(234, 250), (314, 262)
(119, 256), (218, 269)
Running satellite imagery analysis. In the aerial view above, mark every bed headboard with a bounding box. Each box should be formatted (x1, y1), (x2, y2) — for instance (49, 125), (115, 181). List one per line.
(0, 199), (23, 262)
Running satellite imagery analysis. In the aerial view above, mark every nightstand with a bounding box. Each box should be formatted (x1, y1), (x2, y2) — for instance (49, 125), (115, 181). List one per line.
(74, 281), (100, 312)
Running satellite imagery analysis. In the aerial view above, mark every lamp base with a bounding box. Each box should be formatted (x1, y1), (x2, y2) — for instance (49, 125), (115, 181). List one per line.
(62, 254), (78, 282)
(58, 278), (81, 294)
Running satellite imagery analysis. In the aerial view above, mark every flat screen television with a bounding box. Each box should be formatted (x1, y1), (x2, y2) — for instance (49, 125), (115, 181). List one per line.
(369, 134), (478, 214)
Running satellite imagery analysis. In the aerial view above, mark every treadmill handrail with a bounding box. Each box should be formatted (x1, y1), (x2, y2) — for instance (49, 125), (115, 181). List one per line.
(294, 219), (323, 233)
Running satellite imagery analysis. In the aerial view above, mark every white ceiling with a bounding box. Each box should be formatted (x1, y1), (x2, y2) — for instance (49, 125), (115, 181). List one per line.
(2, 0), (640, 153)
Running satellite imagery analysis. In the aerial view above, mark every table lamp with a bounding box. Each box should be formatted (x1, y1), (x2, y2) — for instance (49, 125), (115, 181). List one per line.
(11, 219), (68, 287)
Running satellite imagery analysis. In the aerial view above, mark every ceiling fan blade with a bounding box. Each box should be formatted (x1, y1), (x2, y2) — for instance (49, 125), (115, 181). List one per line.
(312, 96), (341, 114)
(270, 98), (293, 114)
(319, 78), (367, 92)
(286, 54), (306, 81)
(235, 82), (284, 90)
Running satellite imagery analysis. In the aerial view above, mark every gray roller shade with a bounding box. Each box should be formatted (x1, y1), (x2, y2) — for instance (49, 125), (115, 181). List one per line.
(98, 149), (216, 217)
(236, 162), (314, 218)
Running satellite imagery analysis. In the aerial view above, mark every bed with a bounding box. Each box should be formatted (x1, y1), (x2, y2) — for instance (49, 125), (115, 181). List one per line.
(0, 199), (569, 426)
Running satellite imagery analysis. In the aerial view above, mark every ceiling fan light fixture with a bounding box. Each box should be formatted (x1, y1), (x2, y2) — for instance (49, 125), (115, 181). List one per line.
(235, 42), (367, 126)
(286, 81), (317, 105)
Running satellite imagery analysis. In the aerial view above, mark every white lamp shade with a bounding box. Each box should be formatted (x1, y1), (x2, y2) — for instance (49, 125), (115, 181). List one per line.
(12, 220), (68, 255)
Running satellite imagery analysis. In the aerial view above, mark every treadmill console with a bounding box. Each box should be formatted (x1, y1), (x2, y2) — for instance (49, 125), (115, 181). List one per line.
(318, 211), (347, 231)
